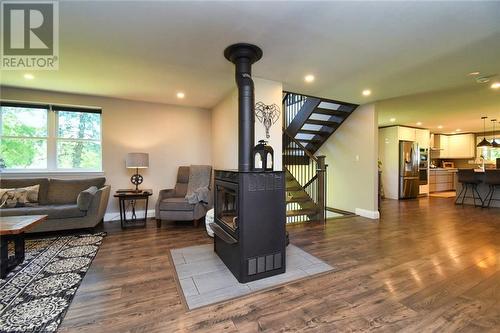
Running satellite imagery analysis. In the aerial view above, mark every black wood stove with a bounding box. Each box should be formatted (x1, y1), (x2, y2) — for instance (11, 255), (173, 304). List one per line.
(210, 43), (286, 283)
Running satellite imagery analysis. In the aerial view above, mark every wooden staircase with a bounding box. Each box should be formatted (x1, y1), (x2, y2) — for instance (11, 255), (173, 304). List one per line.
(283, 92), (358, 223)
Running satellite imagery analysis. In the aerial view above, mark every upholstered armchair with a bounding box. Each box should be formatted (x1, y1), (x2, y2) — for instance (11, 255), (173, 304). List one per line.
(155, 166), (213, 228)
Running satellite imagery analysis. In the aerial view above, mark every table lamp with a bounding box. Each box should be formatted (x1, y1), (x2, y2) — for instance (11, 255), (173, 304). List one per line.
(126, 153), (149, 192)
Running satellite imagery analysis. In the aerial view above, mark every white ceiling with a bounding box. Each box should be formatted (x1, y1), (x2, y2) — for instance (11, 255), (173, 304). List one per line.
(1, 1), (499, 110)
(377, 85), (500, 134)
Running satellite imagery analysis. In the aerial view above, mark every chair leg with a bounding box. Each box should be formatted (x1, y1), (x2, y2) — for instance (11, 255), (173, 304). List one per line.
(156, 219), (162, 228)
(482, 185), (493, 208)
(473, 185), (483, 207)
(461, 185), (469, 205)
(455, 185), (466, 205)
(487, 185), (496, 208)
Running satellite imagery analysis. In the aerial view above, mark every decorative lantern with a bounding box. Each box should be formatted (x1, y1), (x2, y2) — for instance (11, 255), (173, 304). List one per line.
(253, 140), (274, 171)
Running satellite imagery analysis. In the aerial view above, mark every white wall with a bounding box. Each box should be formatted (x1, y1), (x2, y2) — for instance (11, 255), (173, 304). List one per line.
(318, 103), (379, 219)
(1, 87), (212, 220)
(378, 127), (399, 200)
(211, 77), (283, 170)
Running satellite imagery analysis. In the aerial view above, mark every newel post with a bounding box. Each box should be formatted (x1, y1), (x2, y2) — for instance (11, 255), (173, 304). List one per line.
(317, 155), (327, 224)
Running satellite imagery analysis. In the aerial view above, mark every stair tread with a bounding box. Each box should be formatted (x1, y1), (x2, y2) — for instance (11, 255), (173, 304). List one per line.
(313, 108), (351, 117)
(286, 185), (303, 191)
(297, 129), (331, 135)
(305, 119), (341, 126)
(286, 197), (311, 203)
(286, 209), (318, 217)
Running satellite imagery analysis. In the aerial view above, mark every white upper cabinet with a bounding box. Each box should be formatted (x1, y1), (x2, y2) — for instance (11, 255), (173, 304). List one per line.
(415, 129), (430, 149)
(435, 134), (475, 159)
(398, 126), (416, 141)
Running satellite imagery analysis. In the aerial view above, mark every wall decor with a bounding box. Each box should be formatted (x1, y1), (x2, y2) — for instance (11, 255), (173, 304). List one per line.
(255, 102), (280, 139)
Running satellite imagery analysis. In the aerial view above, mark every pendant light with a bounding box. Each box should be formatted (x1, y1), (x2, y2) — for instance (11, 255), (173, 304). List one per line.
(492, 119), (499, 148)
(477, 116), (492, 147)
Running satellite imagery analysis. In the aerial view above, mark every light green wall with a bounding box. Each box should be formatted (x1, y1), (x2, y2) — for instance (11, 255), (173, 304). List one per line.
(318, 103), (379, 218)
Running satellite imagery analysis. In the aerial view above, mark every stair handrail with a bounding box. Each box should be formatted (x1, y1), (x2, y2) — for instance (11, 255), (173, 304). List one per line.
(283, 128), (318, 162)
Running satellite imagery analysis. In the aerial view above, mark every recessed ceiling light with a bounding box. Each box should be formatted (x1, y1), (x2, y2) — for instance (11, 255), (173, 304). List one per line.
(491, 82), (500, 89)
(176, 92), (185, 99)
(468, 71), (480, 76)
(23, 73), (34, 80)
(455, 129), (461, 132)
(362, 89), (371, 96)
(437, 125), (443, 129)
(416, 122), (422, 126)
(390, 118), (396, 123)
(304, 74), (315, 83)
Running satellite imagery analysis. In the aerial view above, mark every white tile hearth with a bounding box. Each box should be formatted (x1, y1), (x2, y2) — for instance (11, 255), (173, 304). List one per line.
(171, 244), (334, 309)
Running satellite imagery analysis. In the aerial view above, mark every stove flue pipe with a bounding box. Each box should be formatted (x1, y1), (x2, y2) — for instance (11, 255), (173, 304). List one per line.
(224, 43), (263, 172)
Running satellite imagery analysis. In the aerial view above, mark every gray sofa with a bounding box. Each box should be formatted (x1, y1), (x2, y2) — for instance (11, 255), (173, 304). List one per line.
(156, 166), (212, 228)
(0, 177), (110, 233)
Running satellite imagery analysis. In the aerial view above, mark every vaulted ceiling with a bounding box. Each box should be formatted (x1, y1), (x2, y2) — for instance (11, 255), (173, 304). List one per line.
(1, 1), (499, 111)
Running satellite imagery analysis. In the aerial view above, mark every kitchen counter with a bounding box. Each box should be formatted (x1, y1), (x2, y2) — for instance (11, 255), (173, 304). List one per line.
(456, 170), (500, 208)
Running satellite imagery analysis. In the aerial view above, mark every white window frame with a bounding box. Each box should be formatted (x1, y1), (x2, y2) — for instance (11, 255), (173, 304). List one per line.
(0, 101), (103, 175)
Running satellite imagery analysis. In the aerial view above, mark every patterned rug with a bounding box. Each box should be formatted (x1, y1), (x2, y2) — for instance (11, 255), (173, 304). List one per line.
(0, 233), (106, 333)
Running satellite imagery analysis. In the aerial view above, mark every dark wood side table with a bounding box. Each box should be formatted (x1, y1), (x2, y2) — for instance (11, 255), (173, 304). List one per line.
(114, 190), (153, 229)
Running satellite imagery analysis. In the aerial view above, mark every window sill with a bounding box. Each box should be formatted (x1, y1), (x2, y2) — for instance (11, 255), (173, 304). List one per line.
(0, 170), (105, 179)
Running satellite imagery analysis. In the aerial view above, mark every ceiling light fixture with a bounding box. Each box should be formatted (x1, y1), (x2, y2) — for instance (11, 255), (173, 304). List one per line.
(468, 71), (480, 76)
(304, 75), (315, 83)
(362, 89), (371, 96)
(176, 92), (185, 99)
(437, 125), (443, 129)
(455, 129), (461, 132)
(476, 76), (491, 84)
(23, 73), (34, 80)
(416, 122), (422, 126)
(491, 119), (499, 148)
(491, 82), (500, 89)
(477, 116), (492, 147)
(389, 118), (396, 123)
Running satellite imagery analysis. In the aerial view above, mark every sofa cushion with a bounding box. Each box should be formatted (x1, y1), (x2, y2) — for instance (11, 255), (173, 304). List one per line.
(158, 197), (194, 211)
(0, 204), (87, 219)
(47, 177), (105, 204)
(0, 178), (49, 204)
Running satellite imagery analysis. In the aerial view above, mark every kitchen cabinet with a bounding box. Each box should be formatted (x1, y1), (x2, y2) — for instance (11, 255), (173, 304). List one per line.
(429, 169), (456, 192)
(435, 134), (475, 159)
(397, 127), (429, 148)
(415, 129), (430, 149)
(398, 126), (416, 141)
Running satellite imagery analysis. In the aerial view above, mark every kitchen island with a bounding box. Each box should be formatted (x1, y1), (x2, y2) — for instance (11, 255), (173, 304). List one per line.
(455, 169), (500, 208)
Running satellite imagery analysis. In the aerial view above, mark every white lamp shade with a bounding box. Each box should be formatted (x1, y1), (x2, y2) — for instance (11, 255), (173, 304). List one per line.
(126, 153), (149, 169)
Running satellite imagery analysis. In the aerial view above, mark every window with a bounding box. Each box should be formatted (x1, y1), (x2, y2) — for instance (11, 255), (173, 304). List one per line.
(477, 136), (500, 162)
(0, 102), (102, 171)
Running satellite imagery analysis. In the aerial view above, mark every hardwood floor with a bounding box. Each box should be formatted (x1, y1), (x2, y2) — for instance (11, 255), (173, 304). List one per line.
(59, 198), (500, 332)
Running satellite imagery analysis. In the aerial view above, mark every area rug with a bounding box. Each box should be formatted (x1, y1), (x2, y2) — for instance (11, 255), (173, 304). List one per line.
(170, 244), (334, 309)
(0, 232), (106, 333)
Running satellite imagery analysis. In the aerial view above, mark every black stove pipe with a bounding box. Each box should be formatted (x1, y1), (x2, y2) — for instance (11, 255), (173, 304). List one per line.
(224, 43), (263, 172)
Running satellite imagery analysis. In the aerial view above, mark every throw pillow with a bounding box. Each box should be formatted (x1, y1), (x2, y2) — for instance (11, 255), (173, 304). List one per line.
(77, 186), (98, 211)
(0, 184), (40, 208)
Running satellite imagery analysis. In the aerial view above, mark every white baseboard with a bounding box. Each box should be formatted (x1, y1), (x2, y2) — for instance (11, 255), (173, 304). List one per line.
(355, 208), (380, 220)
(104, 209), (156, 222)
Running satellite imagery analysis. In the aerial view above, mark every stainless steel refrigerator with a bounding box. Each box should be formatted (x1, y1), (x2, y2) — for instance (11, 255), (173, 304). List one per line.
(399, 141), (420, 199)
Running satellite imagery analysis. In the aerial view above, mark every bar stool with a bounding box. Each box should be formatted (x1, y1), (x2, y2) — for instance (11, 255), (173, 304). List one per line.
(455, 169), (482, 207)
(482, 170), (500, 208)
